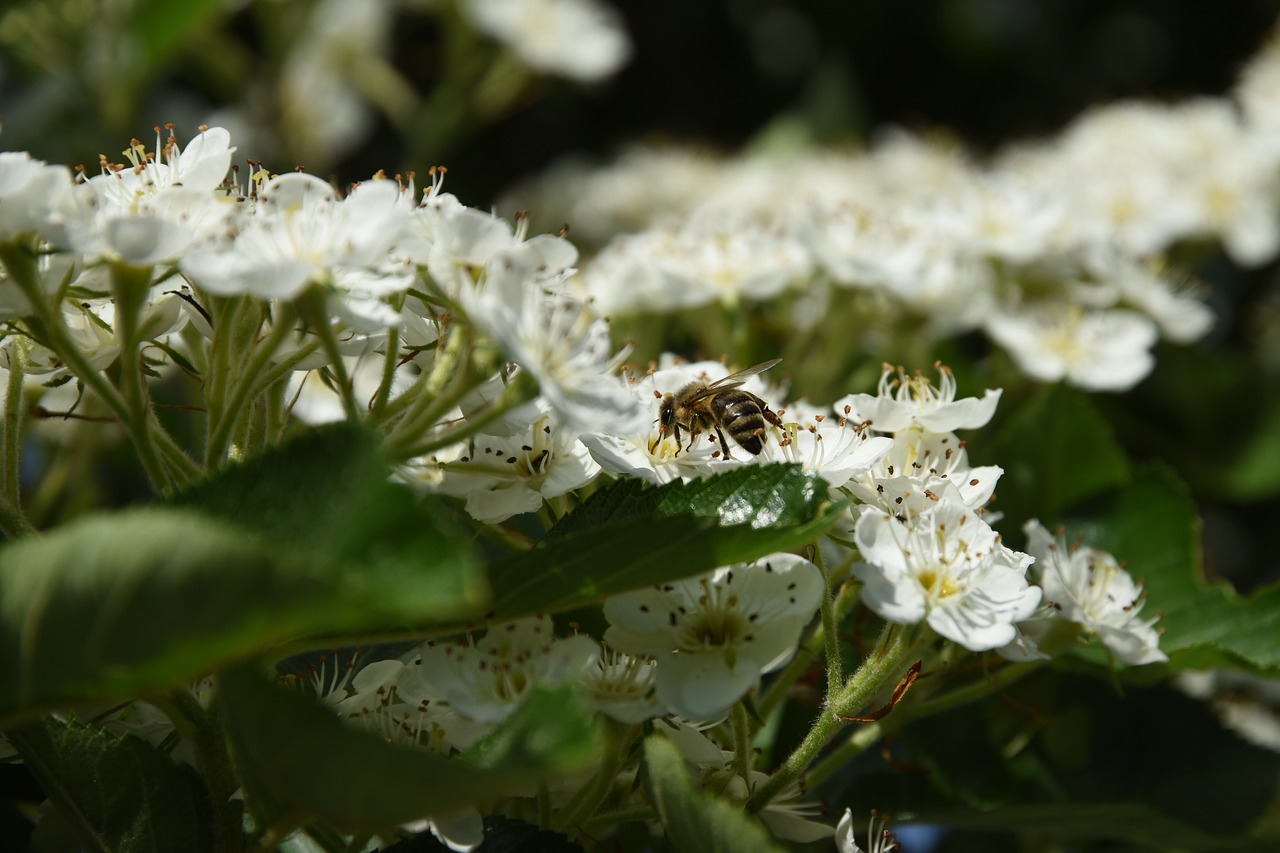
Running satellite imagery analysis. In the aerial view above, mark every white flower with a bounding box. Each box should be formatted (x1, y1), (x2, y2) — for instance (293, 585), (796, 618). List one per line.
(603, 554), (823, 720)
(0, 152), (74, 241)
(1023, 520), (1166, 665)
(985, 303), (1158, 392)
(463, 0), (632, 83)
(399, 185), (522, 296)
(181, 172), (408, 300)
(461, 236), (638, 433)
(1085, 250), (1213, 345)
(582, 216), (810, 314)
(721, 771), (831, 843)
(758, 407), (893, 490)
(581, 360), (750, 484)
(426, 399), (602, 523)
(582, 648), (663, 724)
(834, 364), (1002, 434)
(854, 501), (1041, 651)
(103, 126), (236, 199)
(835, 809), (898, 853)
(843, 426), (1002, 515)
(397, 616), (598, 725)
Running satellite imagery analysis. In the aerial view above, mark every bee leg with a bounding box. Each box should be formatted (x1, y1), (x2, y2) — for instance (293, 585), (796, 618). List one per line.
(715, 426), (734, 460)
(672, 424), (683, 457)
(762, 406), (783, 428)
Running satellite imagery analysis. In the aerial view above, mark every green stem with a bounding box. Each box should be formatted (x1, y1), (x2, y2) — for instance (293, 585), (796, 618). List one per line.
(152, 419), (202, 486)
(0, 493), (35, 539)
(551, 721), (638, 834)
(746, 624), (925, 814)
(757, 578), (861, 719)
(731, 702), (753, 783)
(205, 302), (298, 467)
(202, 295), (250, 465)
(296, 291), (360, 421)
(247, 337), (323, 403)
(370, 327), (400, 417)
(110, 263), (173, 492)
(814, 546), (843, 698)
(804, 659), (1045, 791)
(1, 336), (32, 536)
(385, 320), (470, 447)
(155, 689), (242, 853)
(3, 242), (166, 493)
(391, 380), (534, 461)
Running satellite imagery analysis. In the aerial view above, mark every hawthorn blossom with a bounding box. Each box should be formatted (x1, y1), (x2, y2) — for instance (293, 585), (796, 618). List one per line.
(758, 407), (894, 490)
(834, 364), (1002, 434)
(843, 426), (1001, 516)
(0, 152), (74, 241)
(1021, 520), (1166, 665)
(985, 303), (1159, 392)
(581, 360), (741, 484)
(581, 649), (662, 724)
(428, 399), (601, 523)
(460, 236), (638, 433)
(181, 172), (409, 301)
(397, 616), (598, 725)
(603, 554), (823, 720)
(836, 810), (899, 853)
(854, 501), (1040, 651)
(462, 0), (632, 83)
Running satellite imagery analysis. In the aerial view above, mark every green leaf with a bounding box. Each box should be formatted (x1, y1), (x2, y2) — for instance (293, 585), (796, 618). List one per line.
(984, 384), (1132, 530)
(170, 424), (487, 629)
(6, 717), (215, 853)
(547, 463), (829, 539)
(219, 666), (601, 834)
(460, 686), (602, 772)
(0, 427), (486, 726)
(1074, 465), (1280, 671)
(644, 734), (784, 853)
(480, 465), (842, 624)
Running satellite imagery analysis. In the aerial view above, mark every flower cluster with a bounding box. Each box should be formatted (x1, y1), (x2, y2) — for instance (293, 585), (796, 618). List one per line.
(498, 42), (1280, 393)
(0, 119), (1177, 853)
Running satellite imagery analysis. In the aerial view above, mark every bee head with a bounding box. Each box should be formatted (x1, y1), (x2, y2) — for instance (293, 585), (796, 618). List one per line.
(657, 392), (676, 433)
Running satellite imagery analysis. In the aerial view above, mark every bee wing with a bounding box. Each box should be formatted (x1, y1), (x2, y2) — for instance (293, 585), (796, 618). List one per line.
(703, 358), (782, 392)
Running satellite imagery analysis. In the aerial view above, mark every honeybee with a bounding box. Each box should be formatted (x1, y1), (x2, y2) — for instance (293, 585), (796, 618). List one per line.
(651, 359), (784, 459)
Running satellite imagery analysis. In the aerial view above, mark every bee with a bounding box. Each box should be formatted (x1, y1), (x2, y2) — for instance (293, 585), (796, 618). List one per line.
(651, 359), (784, 459)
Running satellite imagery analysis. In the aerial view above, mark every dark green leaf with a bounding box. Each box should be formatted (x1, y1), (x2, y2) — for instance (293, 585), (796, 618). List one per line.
(546, 463), (828, 540)
(460, 686), (601, 773)
(0, 427), (486, 726)
(644, 734), (784, 853)
(6, 717), (214, 853)
(985, 384), (1131, 530)
(171, 424), (487, 630)
(479, 465), (842, 624)
(219, 667), (600, 834)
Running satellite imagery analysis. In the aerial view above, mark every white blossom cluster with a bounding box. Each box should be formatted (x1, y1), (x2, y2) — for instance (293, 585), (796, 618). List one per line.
(501, 39), (1280, 394)
(0, 120), (1171, 851)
